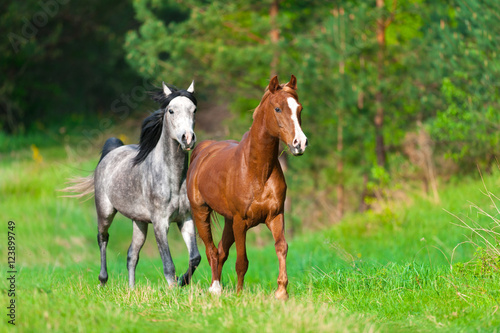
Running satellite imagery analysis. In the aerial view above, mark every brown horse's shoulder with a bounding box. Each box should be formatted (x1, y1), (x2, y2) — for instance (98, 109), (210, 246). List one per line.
(190, 140), (215, 162)
(267, 165), (287, 199)
(189, 140), (240, 171)
(190, 139), (236, 164)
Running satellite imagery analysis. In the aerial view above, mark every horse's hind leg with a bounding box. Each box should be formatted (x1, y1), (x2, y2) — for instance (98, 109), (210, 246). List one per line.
(97, 207), (117, 286)
(217, 218), (234, 280)
(177, 218), (201, 287)
(127, 220), (148, 288)
(192, 205), (220, 294)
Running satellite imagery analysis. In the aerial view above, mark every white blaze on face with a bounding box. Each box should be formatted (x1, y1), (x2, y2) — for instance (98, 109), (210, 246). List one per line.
(287, 97), (307, 151)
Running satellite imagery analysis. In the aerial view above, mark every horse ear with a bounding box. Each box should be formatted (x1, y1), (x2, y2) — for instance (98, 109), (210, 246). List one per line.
(285, 74), (297, 90)
(269, 75), (280, 94)
(187, 80), (195, 93)
(162, 82), (172, 96)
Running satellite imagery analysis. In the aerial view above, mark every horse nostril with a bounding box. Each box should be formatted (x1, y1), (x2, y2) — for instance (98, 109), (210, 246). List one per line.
(293, 138), (299, 147)
(305, 139), (309, 147)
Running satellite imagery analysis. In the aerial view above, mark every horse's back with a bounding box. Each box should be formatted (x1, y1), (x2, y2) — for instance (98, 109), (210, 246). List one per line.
(99, 137), (124, 163)
(97, 144), (138, 172)
(95, 144), (139, 192)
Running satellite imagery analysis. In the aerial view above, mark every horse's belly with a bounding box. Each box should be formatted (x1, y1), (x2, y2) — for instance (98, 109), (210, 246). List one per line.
(246, 201), (280, 224)
(113, 201), (151, 222)
(203, 194), (233, 219)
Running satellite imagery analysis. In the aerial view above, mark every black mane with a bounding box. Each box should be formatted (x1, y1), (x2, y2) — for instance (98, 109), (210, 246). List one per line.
(132, 86), (197, 165)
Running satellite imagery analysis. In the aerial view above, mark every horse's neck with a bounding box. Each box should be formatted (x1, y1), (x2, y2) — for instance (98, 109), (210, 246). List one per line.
(243, 106), (280, 179)
(149, 128), (187, 183)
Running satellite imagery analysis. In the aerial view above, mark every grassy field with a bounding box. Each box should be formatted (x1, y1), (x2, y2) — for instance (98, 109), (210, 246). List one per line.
(1, 144), (500, 332)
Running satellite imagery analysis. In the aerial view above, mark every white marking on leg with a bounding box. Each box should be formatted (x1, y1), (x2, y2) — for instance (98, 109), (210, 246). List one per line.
(180, 220), (194, 254)
(209, 280), (222, 295)
(287, 97), (308, 150)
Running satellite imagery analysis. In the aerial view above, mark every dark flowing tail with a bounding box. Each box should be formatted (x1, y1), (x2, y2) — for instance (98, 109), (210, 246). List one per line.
(60, 137), (124, 200)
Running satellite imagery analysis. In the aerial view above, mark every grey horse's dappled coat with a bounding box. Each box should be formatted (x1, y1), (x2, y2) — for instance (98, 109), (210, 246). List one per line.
(64, 81), (201, 287)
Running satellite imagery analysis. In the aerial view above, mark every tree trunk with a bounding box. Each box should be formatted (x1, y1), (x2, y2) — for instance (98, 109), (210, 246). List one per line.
(359, 173), (369, 212)
(375, 0), (386, 167)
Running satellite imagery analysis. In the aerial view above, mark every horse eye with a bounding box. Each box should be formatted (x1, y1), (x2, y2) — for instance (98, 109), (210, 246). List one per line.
(275, 107), (281, 113)
(168, 109), (174, 114)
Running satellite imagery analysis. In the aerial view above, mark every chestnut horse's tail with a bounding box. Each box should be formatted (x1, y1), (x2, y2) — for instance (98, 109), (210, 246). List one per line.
(60, 137), (124, 201)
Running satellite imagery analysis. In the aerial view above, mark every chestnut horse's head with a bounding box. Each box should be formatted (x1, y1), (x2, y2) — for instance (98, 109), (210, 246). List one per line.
(264, 75), (308, 156)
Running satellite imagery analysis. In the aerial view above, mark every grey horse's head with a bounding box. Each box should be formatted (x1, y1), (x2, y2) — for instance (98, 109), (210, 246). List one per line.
(162, 81), (197, 151)
(133, 81), (198, 165)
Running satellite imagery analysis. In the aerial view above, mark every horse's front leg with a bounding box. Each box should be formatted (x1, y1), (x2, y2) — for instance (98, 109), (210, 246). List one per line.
(233, 218), (249, 293)
(267, 213), (289, 300)
(152, 218), (177, 287)
(177, 217), (201, 286)
(191, 204), (220, 294)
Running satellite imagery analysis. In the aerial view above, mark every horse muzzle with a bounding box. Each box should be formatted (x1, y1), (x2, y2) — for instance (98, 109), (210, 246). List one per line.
(180, 131), (196, 151)
(289, 137), (308, 156)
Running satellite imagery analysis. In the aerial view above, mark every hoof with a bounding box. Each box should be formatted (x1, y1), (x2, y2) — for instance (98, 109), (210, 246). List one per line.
(99, 275), (108, 287)
(275, 289), (289, 301)
(208, 281), (222, 295)
(166, 275), (178, 289)
(178, 274), (189, 287)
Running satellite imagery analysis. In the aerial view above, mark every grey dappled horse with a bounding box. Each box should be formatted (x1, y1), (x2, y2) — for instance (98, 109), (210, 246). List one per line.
(65, 81), (201, 288)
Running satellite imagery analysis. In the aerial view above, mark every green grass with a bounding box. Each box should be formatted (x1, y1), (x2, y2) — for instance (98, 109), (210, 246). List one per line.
(1, 144), (500, 332)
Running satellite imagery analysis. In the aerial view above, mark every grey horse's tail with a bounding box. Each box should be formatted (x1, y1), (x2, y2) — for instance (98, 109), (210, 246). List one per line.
(61, 137), (124, 200)
(61, 174), (95, 200)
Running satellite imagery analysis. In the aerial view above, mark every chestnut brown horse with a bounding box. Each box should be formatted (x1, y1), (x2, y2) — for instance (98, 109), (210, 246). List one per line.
(186, 75), (307, 300)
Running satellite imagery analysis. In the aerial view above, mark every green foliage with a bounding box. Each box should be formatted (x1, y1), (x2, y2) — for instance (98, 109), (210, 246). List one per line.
(125, 0), (277, 93)
(432, 74), (500, 163)
(0, 0), (143, 134)
(454, 246), (500, 277)
(426, 1), (500, 168)
(448, 176), (500, 278)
